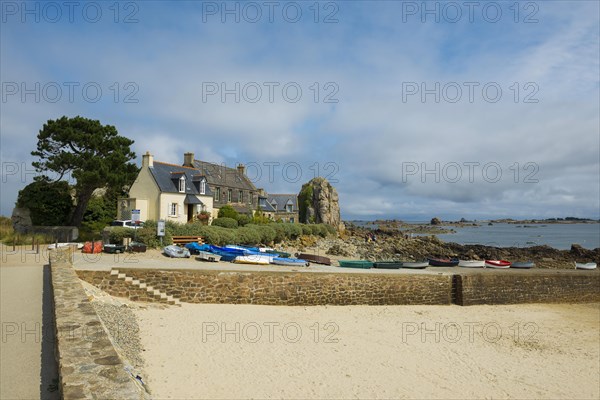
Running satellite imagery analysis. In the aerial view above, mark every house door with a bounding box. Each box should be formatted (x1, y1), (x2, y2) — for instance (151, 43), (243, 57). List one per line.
(187, 204), (194, 222)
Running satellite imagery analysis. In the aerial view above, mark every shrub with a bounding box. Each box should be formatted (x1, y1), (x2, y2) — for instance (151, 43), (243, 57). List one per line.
(106, 227), (135, 244)
(253, 224), (276, 244)
(218, 205), (239, 219)
(236, 226), (262, 245)
(16, 179), (73, 226)
(268, 223), (287, 243)
(286, 224), (303, 239)
(236, 214), (251, 226)
(212, 217), (238, 229)
(300, 224), (312, 235)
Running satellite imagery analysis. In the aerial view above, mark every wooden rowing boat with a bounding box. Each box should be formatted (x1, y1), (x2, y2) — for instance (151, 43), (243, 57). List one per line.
(271, 257), (309, 267)
(401, 261), (429, 269)
(458, 260), (485, 268)
(296, 253), (332, 265)
(485, 260), (511, 269)
(575, 262), (597, 270)
(373, 261), (403, 269)
(511, 261), (535, 269)
(428, 258), (459, 267)
(196, 250), (221, 262)
(338, 260), (373, 269)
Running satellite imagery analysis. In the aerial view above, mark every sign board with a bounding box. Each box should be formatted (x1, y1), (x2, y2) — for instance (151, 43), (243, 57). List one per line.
(131, 209), (141, 222)
(157, 220), (165, 237)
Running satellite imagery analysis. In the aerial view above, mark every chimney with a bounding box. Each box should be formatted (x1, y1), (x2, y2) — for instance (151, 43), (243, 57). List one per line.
(183, 152), (194, 167)
(142, 151), (153, 168)
(237, 163), (245, 176)
(258, 188), (266, 197)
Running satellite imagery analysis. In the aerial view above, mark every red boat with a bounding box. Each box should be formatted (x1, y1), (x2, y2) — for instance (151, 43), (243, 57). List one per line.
(484, 260), (511, 269)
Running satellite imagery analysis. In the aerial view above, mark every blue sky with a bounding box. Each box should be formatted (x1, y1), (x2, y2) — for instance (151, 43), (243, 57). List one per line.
(1, 0), (599, 220)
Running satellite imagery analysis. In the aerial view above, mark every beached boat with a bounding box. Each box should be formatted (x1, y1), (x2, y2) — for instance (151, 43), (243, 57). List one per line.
(103, 244), (126, 254)
(296, 253), (332, 265)
(511, 261), (535, 269)
(48, 242), (84, 250)
(458, 260), (485, 268)
(401, 261), (429, 269)
(196, 250), (221, 262)
(185, 242), (212, 254)
(163, 245), (191, 258)
(234, 254), (271, 265)
(338, 260), (373, 269)
(373, 261), (403, 269)
(428, 258), (459, 267)
(265, 249), (291, 258)
(575, 262), (597, 270)
(485, 260), (511, 269)
(271, 257), (309, 267)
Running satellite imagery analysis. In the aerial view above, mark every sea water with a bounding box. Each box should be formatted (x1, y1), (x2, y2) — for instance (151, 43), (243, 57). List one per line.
(349, 221), (600, 250)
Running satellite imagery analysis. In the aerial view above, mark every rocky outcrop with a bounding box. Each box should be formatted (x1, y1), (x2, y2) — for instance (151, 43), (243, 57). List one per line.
(298, 178), (344, 232)
(430, 217), (442, 225)
(11, 207), (32, 233)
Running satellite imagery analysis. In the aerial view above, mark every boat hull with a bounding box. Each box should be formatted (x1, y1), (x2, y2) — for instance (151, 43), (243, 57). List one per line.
(428, 258), (459, 267)
(511, 261), (535, 269)
(373, 262), (402, 269)
(271, 257), (309, 267)
(296, 253), (332, 265)
(485, 260), (511, 269)
(458, 260), (485, 268)
(234, 255), (271, 265)
(575, 262), (597, 270)
(401, 261), (429, 269)
(164, 245), (191, 258)
(338, 260), (373, 269)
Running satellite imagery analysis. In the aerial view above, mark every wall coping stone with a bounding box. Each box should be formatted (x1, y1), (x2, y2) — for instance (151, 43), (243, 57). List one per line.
(50, 249), (148, 399)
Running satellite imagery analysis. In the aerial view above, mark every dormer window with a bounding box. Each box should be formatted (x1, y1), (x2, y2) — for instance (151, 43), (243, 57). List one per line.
(179, 176), (186, 193)
(200, 178), (206, 195)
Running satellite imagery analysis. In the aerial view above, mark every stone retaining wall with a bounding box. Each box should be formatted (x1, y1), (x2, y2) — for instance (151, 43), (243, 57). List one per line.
(78, 269), (453, 306)
(457, 272), (600, 306)
(50, 249), (147, 399)
(77, 268), (600, 307)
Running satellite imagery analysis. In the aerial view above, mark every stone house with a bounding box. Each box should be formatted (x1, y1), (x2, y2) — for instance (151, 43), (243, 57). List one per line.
(182, 152), (258, 216)
(119, 151), (299, 224)
(267, 194), (299, 223)
(117, 152), (214, 223)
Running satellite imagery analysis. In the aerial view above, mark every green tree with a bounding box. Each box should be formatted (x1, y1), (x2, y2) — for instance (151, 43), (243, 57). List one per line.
(31, 116), (138, 227)
(16, 177), (74, 225)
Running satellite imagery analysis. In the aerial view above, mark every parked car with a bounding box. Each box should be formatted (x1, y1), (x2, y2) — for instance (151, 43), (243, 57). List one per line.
(109, 220), (144, 229)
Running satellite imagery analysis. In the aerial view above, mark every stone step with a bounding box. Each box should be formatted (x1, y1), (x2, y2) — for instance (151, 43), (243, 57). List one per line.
(118, 273), (126, 279)
(125, 277), (133, 283)
(110, 270), (119, 276)
(132, 280), (140, 285)
(138, 282), (146, 288)
(146, 286), (154, 293)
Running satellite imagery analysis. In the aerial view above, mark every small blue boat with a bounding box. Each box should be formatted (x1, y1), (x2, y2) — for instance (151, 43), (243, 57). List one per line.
(271, 257), (309, 267)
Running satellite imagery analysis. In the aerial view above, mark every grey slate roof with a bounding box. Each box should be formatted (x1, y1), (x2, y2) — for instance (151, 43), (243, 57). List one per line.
(258, 197), (276, 212)
(267, 194), (298, 212)
(149, 162), (212, 196)
(191, 160), (256, 191)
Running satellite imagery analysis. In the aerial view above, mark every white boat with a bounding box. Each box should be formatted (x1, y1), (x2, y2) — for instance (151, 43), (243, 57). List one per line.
(196, 251), (222, 262)
(47, 242), (84, 250)
(575, 262), (597, 270)
(233, 254), (271, 265)
(164, 245), (191, 258)
(258, 247), (274, 253)
(458, 260), (485, 268)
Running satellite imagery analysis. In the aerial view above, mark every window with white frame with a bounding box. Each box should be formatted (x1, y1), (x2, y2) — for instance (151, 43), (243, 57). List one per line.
(169, 203), (178, 216)
(238, 190), (243, 202)
(178, 176), (185, 193)
(227, 189), (232, 202)
(200, 179), (206, 195)
(215, 187), (221, 201)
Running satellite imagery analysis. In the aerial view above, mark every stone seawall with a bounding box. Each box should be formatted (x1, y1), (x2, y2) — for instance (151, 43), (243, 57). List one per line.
(77, 268), (600, 307)
(50, 249), (146, 399)
(457, 272), (600, 306)
(78, 269), (453, 306)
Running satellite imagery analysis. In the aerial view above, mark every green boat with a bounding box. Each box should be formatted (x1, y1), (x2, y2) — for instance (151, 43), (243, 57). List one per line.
(373, 261), (403, 269)
(266, 249), (291, 258)
(338, 260), (373, 269)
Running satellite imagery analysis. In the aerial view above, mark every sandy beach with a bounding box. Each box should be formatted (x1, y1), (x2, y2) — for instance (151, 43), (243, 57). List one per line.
(134, 302), (600, 399)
